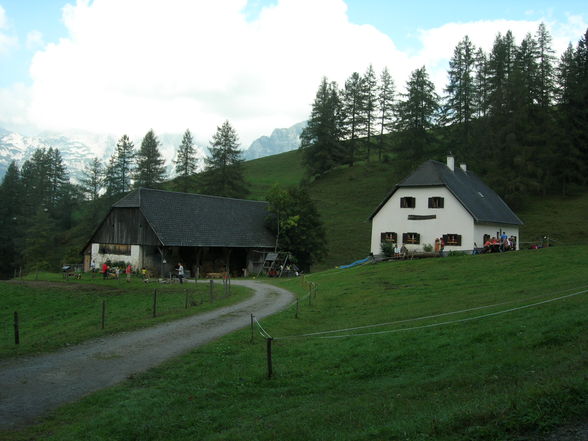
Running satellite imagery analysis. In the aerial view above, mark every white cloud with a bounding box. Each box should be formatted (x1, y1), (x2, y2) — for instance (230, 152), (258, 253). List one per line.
(0, 5), (18, 55)
(26, 30), (44, 50)
(23, 0), (408, 146)
(0, 0), (586, 148)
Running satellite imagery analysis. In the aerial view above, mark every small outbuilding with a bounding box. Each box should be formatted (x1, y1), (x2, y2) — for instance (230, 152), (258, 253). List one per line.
(370, 155), (523, 256)
(83, 188), (276, 277)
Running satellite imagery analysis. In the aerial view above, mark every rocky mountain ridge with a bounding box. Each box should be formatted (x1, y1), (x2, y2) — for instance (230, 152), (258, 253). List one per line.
(0, 122), (305, 182)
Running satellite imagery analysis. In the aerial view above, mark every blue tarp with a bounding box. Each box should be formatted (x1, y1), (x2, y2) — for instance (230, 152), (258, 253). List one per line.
(338, 257), (370, 269)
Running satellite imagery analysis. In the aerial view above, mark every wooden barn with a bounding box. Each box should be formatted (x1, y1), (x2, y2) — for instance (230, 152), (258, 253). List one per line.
(83, 188), (276, 277)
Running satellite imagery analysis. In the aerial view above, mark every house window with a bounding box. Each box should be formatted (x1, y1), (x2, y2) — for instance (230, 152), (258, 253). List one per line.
(403, 232), (420, 245)
(99, 244), (131, 255)
(400, 197), (416, 208)
(428, 197), (444, 208)
(380, 232), (397, 243)
(442, 234), (462, 246)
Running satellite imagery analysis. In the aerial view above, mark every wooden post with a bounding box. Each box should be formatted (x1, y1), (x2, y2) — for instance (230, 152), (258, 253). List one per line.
(14, 311), (20, 345)
(295, 297), (299, 319)
(152, 289), (157, 318)
(184, 289), (188, 309)
(250, 314), (254, 343)
(266, 338), (273, 379)
(101, 300), (106, 329)
(209, 279), (214, 302)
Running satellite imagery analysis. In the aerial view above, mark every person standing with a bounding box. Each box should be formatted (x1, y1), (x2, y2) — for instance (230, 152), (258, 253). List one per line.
(101, 262), (109, 280)
(125, 264), (132, 282)
(177, 262), (184, 284)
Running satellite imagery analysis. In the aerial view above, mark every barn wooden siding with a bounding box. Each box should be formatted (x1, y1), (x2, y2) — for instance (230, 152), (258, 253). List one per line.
(91, 208), (160, 246)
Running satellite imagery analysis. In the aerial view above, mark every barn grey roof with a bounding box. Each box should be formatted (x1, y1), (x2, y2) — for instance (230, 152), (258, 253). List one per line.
(370, 160), (523, 225)
(113, 188), (276, 248)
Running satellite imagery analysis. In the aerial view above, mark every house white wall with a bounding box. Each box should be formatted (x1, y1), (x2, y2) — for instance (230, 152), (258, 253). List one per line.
(90, 243), (142, 269)
(371, 186), (475, 254)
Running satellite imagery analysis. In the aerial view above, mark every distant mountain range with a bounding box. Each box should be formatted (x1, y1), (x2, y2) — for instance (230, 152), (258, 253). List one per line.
(0, 121), (305, 182)
(242, 121), (306, 160)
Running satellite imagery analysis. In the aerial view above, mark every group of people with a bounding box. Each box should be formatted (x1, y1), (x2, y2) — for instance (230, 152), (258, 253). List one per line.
(482, 233), (516, 253)
(92, 260), (133, 282)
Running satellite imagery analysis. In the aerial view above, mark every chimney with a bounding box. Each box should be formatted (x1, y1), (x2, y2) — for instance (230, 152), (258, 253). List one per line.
(446, 154), (455, 171)
(460, 163), (467, 172)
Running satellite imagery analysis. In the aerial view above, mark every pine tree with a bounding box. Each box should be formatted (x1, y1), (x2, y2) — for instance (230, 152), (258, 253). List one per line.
(444, 36), (477, 160)
(115, 135), (135, 193)
(0, 162), (24, 277)
(47, 148), (69, 211)
(201, 121), (248, 198)
(536, 22), (557, 109)
(362, 64), (378, 161)
(377, 67), (396, 161)
(174, 129), (198, 192)
(341, 71), (367, 166)
(134, 129), (166, 189)
(300, 77), (345, 176)
(79, 157), (104, 201)
(395, 66), (440, 169)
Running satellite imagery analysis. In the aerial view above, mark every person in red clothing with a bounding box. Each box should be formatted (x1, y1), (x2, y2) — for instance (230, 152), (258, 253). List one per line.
(101, 262), (109, 280)
(125, 264), (132, 282)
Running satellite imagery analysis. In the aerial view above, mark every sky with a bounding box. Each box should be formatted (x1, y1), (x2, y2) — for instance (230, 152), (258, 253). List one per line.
(0, 0), (587, 149)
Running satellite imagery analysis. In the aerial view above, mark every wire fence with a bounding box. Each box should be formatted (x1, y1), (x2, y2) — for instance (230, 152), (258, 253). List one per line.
(1, 278), (233, 349)
(253, 283), (588, 377)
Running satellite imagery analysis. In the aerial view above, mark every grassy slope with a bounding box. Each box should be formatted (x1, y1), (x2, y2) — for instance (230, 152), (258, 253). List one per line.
(4, 247), (587, 440)
(243, 151), (588, 269)
(0, 275), (251, 359)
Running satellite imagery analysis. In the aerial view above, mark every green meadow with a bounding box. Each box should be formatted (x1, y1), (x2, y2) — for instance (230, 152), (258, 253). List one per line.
(0, 274), (251, 359)
(2, 246), (587, 440)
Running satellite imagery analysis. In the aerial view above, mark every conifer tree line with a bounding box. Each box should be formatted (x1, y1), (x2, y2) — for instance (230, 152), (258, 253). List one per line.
(0, 123), (248, 277)
(301, 24), (588, 205)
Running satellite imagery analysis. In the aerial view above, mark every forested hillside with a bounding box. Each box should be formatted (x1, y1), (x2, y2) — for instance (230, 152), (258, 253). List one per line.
(1, 24), (587, 277)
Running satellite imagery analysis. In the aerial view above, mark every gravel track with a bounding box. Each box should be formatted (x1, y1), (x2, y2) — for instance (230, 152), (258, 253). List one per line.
(0, 280), (294, 429)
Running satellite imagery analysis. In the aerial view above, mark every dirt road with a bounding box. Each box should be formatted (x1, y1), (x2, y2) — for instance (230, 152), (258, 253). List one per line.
(0, 280), (293, 429)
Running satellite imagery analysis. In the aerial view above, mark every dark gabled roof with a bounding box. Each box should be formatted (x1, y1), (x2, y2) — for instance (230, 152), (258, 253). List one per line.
(113, 188), (276, 248)
(370, 160), (523, 225)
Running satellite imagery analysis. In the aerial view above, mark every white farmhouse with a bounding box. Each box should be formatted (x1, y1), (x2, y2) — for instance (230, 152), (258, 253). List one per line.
(369, 155), (523, 255)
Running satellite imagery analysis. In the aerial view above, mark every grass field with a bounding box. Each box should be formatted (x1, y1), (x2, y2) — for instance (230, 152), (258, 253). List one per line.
(0, 274), (251, 359)
(3, 246), (587, 440)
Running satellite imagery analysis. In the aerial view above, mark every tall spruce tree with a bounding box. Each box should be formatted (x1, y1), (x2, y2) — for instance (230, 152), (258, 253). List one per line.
(201, 121), (248, 198)
(377, 67), (396, 161)
(300, 77), (345, 176)
(0, 162), (24, 277)
(134, 129), (166, 189)
(444, 36), (477, 161)
(341, 72), (367, 166)
(395, 66), (440, 170)
(79, 157), (104, 201)
(362, 64), (378, 161)
(174, 129), (198, 192)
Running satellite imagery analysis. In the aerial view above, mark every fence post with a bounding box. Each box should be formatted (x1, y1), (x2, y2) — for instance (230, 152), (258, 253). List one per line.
(184, 289), (188, 309)
(14, 311), (20, 345)
(209, 280), (214, 302)
(266, 337), (273, 379)
(250, 314), (254, 343)
(295, 297), (299, 319)
(101, 300), (106, 329)
(152, 289), (157, 318)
